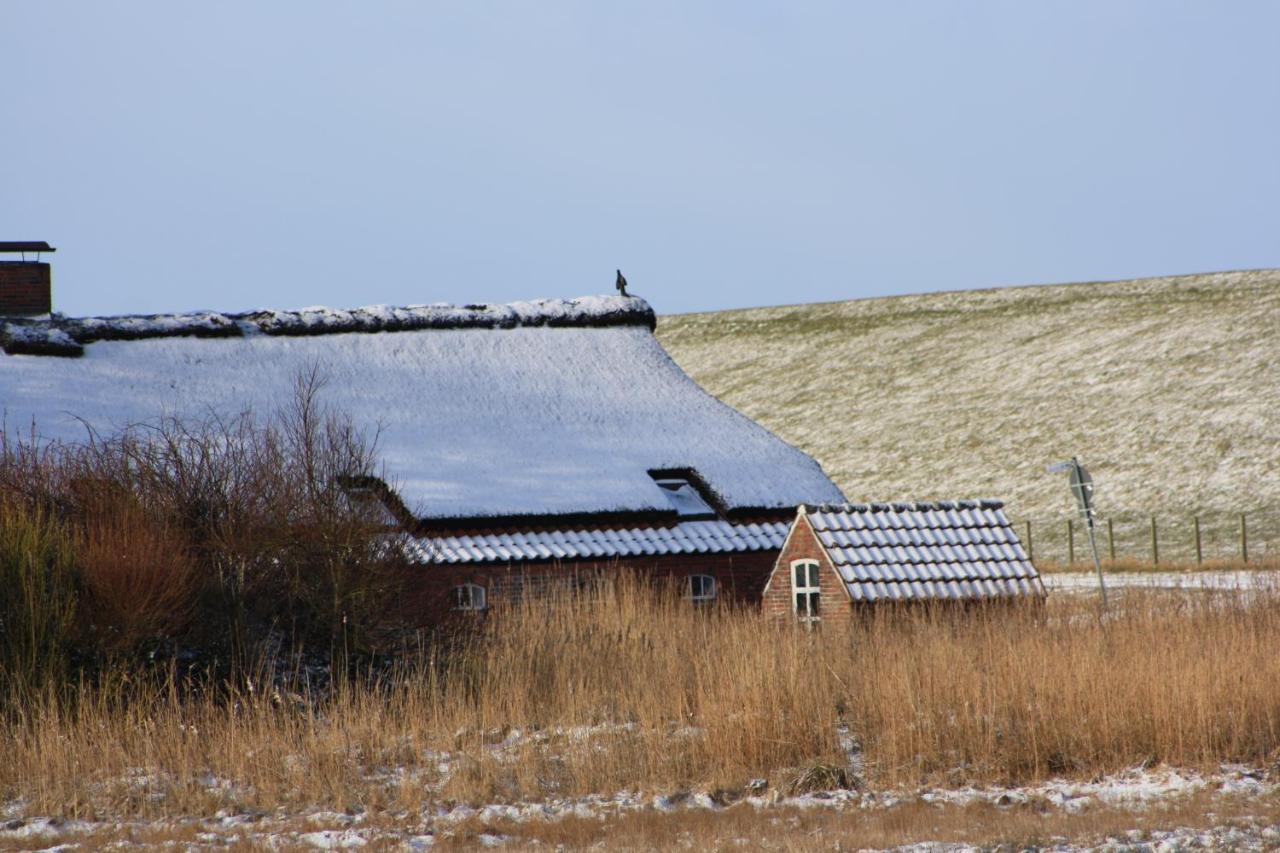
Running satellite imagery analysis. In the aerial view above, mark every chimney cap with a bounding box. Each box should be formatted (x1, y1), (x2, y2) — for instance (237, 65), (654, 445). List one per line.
(0, 242), (55, 254)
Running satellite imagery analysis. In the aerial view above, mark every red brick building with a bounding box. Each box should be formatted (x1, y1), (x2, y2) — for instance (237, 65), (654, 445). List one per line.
(1, 276), (1041, 623)
(1, 286), (846, 618)
(761, 502), (1044, 627)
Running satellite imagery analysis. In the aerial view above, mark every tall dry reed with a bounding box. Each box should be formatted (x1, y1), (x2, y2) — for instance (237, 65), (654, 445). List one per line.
(844, 592), (1280, 782)
(0, 501), (77, 694)
(4, 580), (1280, 821)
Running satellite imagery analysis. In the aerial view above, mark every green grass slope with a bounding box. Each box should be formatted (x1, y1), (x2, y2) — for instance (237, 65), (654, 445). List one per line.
(657, 270), (1279, 544)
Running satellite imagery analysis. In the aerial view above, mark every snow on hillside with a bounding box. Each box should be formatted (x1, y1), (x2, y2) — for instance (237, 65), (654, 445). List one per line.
(658, 269), (1280, 530)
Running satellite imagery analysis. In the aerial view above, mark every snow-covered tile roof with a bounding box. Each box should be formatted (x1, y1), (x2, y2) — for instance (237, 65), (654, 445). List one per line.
(408, 519), (792, 564)
(0, 295), (845, 521)
(804, 500), (1044, 602)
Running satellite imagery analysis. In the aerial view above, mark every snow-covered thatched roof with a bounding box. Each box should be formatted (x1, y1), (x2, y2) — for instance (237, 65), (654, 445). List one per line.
(0, 295), (845, 522)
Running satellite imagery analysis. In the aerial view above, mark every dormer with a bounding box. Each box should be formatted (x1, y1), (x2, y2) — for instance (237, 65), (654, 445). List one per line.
(649, 469), (719, 520)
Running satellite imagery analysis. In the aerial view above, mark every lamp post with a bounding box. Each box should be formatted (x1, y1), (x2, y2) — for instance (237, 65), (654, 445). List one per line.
(1048, 457), (1106, 607)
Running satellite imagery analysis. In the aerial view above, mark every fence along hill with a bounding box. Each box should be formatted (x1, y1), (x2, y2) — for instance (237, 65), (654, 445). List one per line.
(657, 269), (1280, 562)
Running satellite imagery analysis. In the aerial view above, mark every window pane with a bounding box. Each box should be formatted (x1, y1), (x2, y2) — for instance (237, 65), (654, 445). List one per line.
(793, 564), (805, 587)
(687, 575), (715, 599)
(808, 592), (820, 616)
(452, 584), (486, 610)
(808, 565), (819, 586)
(795, 593), (809, 615)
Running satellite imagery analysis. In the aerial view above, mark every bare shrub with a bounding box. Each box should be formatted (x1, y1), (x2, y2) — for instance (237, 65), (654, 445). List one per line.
(0, 364), (411, 669)
(265, 367), (412, 654)
(76, 497), (199, 654)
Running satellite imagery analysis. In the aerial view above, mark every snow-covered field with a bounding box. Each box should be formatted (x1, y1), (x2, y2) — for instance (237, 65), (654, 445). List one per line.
(659, 269), (1280, 543)
(4, 765), (1277, 850)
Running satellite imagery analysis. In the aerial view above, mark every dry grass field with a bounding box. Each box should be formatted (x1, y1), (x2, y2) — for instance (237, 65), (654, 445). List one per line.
(6, 580), (1280, 833)
(657, 268), (1280, 561)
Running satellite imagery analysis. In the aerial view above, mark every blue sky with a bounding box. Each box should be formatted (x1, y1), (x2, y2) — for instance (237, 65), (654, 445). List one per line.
(3, 2), (1278, 316)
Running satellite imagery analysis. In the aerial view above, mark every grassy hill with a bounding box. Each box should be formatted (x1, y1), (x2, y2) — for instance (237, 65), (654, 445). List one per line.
(657, 269), (1280, 561)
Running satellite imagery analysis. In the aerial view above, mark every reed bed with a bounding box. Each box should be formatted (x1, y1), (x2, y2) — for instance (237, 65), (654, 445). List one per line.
(4, 579), (1280, 821)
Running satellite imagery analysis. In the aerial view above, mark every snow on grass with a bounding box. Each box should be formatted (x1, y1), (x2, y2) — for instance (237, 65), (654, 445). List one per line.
(3, 764), (1274, 849)
(298, 828), (369, 848)
(659, 269), (1280, 536)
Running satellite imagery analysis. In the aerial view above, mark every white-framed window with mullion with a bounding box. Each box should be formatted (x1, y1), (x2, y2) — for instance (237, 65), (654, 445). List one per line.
(451, 582), (487, 612)
(791, 559), (820, 622)
(685, 573), (717, 606)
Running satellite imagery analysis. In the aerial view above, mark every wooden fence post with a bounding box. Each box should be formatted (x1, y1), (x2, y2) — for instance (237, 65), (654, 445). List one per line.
(1067, 519), (1075, 566)
(1194, 516), (1202, 566)
(1107, 518), (1115, 562)
(1150, 516), (1158, 566)
(1024, 520), (1033, 562)
(1241, 513), (1248, 564)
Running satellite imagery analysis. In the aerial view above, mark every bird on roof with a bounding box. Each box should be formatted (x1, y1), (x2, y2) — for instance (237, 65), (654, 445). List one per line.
(615, 269), (629, 297)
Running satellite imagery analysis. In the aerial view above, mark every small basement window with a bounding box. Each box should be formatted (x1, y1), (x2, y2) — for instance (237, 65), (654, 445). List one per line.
(652, 476), (717, 519)
(451, 583), (487, 612)
(791, 560), (820, 622)
(685, 574), (717, 605)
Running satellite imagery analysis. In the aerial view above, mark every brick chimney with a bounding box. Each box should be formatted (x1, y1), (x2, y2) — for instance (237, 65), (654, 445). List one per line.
(0, 242), (56, 317)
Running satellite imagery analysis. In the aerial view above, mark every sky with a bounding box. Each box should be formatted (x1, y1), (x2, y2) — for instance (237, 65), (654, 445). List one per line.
(2, 2), (1278, 317)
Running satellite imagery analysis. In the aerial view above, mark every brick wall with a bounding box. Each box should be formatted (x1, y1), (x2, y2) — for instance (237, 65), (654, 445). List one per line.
(410, 549), (780, 623)
(761, 511), (851, 628)
(0, 263), (52, 316)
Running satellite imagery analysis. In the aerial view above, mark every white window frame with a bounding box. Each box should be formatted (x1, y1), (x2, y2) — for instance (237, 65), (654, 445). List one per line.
(791, 560), (821, 622)
(451, 582), (487, 612)
(685, 574), (717, 604)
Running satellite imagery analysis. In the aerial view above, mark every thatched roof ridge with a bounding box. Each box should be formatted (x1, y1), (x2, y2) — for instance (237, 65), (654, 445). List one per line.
(2, 295), (654, 356)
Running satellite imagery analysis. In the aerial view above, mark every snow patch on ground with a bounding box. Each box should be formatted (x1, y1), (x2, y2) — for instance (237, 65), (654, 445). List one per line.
(298, 828), (369, 848)
(6, 764), (1272, 849)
